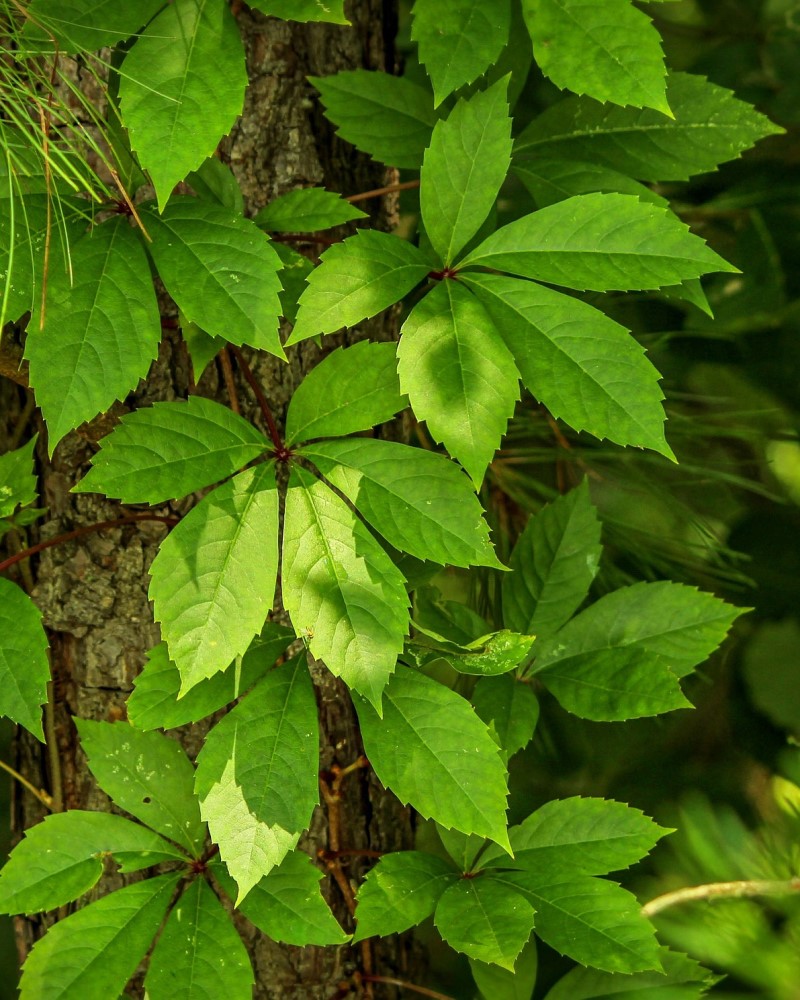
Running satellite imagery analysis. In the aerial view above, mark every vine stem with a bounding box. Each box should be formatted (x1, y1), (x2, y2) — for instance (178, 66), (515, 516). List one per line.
(0, 759), (54, 810)
(361, 975), (455, 1000)
(227, 345), (285, 455)
(641, 877), (800, 919)
(346, 179), (420, 203)
(0, 513), (177, 575)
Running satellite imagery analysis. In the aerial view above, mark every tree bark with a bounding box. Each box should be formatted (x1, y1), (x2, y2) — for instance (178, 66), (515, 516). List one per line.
(5, 4), (418, 996)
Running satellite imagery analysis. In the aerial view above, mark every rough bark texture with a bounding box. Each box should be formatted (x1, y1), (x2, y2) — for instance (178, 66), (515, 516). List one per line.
(5, 3), (420, 997)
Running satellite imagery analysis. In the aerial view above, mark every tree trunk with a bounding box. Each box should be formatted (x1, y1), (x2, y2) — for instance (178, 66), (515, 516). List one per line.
(5, 4), (418, 996)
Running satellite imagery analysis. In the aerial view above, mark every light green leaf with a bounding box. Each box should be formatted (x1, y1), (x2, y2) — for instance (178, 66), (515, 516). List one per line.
(22, 0), (164, 53)
(353, 851), (457, 942)
(127, 625), (294, 731)
(503, 480), (602, 638)
(0, 578), (49, 739)
(412, 0), (511, 106)
(441, 631), (535, 676)
(397, 280), (520, 484)
(515, 72), (783, 181)
(26, 217), (161, 453)
(471, 938), (539, 1000)
(149, 464), (279, 693)
(495, 870), (661, 974)
(272, 242), (314, 324)
(421, 78), (512, 265)
(145, 879), (253, 1000)
(460, 193), (736, 291)
(144, 198), (285, 357)
(0, 811), (185, 915)
(311, 70), (438, 168)
(248, 0), (348, 21)
(286, 229), (433, 345)
(301, 437), (503, 567)
(75, 720), (206, 856)
(186, 157), (244, 214)
(19, 874), (179, 1000)
(282, 466), (409, 709)
(285, 342), (405, 445)
(471, 674), (539, 760)
(462, 273), (673, 458)
(355, 667), (511, 848)
(119, 0), (247, 210)
(0, 436), (36, 519)
(514, 160), (668, 209)
(542, 946), (713, 999)
(254, 188), (366, 232)
(213, 852), (349, 946)
(195, 658), (319, 902)
(524, 0), (668, 113)
(73, 395), (268, 504)
(434, 876), (535, 970)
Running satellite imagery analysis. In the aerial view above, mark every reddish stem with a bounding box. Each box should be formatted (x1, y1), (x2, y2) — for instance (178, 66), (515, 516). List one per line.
(362, 976), (455, 1000)
(347, 179), (421, 203)
(227, 345), (289, 460)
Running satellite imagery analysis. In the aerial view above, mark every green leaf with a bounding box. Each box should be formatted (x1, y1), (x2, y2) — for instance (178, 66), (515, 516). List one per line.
(254, 188), (366, 232)
(436, 826), (488, 872)
(397, 280), (520, 484)
(421, 77), (513, 265)
(355, 667), (511, 848)
(471, 938), (539, 1000)
(286, 229), (433, 346)
(285, 342), (406, 445)
(127, 626), (294, 731)
(26, 217), (161, 453)
(194, 658), (319, 902)
(248, 0), (348, 21)
(0, 811), (185, 915)
(523, 0), (668, 113)
(19, 874), (179, 1000)
(272, 242), (314, 324)
(460, 193), (736, 292)
(180, 314), (225, 379)
(0, 436), (36, 518)
(495, 870), (661, 974)
(515, 72), (783, 182)
(353, 851), (457, 942)
(149, 463), (279, 694)
(22, 0), (164, 53)
(471, 675), (539, 759)
(514, 160), (668, 210)
(213, 852), (349, 946)
(542, 947), (713, 999)
(434, 876), (535, 970)
(503, 480), (602, 638)
(0, 578), (49, 739)
(533, 581), (743, 719)
(145, 879), (254, 1000)
(119, 0), (247, 210)
(74, 395), (268, 504)
(441, 631), (535, 676)
(75, 720), (206, 856)
(144, 197), (285, 358)
(186, 157), (244, 215)
(463, 273), (673, 458)
(301, 437), (503, 568)
(311, 70), (438, 169)
(412, 0), (511, 107)
(282, 466), (409, 709)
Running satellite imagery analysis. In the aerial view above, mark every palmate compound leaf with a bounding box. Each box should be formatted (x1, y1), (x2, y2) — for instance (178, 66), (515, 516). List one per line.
(282, 465), (409, 710)
(19, 873), (180, 1000)
(254, 187), (367, 232)
(144, 198), (285, 357)
(459, 193), (737, 292)
(352, 852), (459, 942)
(461, 272), (673, 459)
(212, 852), (349, 946)
(354, 667), (511, 850)
(127, 624), (295, 731)
(471, 674), (539, 760)
(300, 437), (504, 568)
(75, 720), (206, 856)
(194, 657), (319, 903)
(148, 463), (279, 694)
(286, 229), (434, 346)
(514, 72), (783, 182)
(502, 479), (602, 639)
(533, 580), (744, 720)
(144, 879), (254, 1000)
(248, 0), (348, 22)
(0, 436), (37, 517)
(119, 0), (247, 211)
(310, 70), (438, 169)
(73, 395), (269, 504)
(412, 0), (511, 107)
(542, 946), (714, 999)
(0, 578), (50, 739)
(0, 811), (185, 916)
(397, 280), (520, 485)
(285, 341), (406, 445)
(25, 217), (161, 454)
(420, 76), (512, 265)
(523, 0), (669, 113)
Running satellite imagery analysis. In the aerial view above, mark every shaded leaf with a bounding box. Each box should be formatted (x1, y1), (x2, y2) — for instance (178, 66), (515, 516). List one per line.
(0, 577), (49, 739)
(254, 188), (366, 232)
(471, 675), (539, 760)
(186, 157), (244, 214)
(248, 0), (348, 22)
(22, 0), (164, 53)
(542, 946), (713, 999)
(515, 160), (668, 210)
(272, 242), (314, 324)
(471, 937), (539, 1000)
(0, 436), (37, 517)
